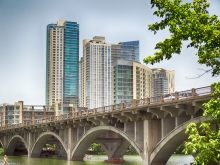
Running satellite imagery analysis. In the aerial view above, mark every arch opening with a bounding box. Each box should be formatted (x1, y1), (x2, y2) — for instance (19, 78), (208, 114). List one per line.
(150, 116), (212, 164)
(30, 132), (67, 158)
(6, 135), (28, 156)
(71, 126), (143, 161)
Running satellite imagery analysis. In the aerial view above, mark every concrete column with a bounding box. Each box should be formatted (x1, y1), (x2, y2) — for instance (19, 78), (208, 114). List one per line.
(3, 135), (7, 150)
(143, 120), (150, 165)
(28, 132), (34, 157)
(67, 127), (73, 160)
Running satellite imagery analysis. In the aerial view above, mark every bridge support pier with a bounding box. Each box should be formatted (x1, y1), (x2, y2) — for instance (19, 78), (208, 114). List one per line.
(67, 127), (74, 161)
(28, 132), (34, 157)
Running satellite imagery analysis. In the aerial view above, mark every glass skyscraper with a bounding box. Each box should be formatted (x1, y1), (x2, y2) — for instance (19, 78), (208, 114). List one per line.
(79, 37), (111, 109)
(46, 20), (79, 114)
(111, 41), (139, 62)
(79, 37), (139, 109)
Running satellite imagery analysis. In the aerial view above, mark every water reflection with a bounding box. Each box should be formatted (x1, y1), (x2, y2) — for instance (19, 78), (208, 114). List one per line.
(0, 155), (193, 165)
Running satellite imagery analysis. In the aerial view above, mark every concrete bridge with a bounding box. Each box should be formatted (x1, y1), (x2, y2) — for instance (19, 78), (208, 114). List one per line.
(0, 86), (217, 165)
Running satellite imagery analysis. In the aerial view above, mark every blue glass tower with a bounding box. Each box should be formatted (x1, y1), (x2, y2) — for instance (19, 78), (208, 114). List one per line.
(111, 41), (139, 63)
(46, 20), (79, 113)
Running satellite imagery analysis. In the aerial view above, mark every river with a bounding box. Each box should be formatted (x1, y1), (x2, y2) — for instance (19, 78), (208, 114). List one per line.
(0, 155), (194, 165)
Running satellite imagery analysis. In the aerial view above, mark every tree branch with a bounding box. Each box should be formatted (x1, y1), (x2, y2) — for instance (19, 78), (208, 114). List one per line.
(185, 69), (213, 79)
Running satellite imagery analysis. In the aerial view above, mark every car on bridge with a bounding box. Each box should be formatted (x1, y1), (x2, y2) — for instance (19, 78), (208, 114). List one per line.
(81, 109), (93, 115)
(178, 92), (199, 99)
(163, 93), (175, 102)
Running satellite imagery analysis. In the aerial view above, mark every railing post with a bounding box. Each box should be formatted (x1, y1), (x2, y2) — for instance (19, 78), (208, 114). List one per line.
(120, 102), (124, 109)
(132, 99), (136, 107)
(192, 88), (196, 97)
(147, 98), (150, 104)
(111, 105), (114, 111)
(175, 92), (179, 100)
(211, 85), (214, 94)
(160, 94), (163, 103)
(102, 107), (105, 113)
(94, 108), (97, 115)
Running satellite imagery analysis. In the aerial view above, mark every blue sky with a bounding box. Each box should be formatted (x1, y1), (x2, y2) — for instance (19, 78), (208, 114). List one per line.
(0, 0), (219, 105)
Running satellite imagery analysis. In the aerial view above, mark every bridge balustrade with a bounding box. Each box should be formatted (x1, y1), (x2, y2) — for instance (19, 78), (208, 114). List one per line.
(178, 89), (193, 99)
(114, 103), (121, 110)
(0, 85), (213, 131)
(105, 105), (111, 112)
(150, 95), (160, 104)
(50, 116), (55, 121)
(124, 101), (132, 108)
(73, 112), (78, 117)
(63, 114), (68, 119)
(196, 86), (211, 96)
(88, 109), (93, 115)
(96, 107), (102, 114)
(136, 99), (146, 106)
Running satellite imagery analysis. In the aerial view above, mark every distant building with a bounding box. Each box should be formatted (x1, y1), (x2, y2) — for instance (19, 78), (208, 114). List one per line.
(0, 101), (76, 126)
(152, 68), (175, 96)
(111, 41), (139, 62)
(45, 20), (79, 114)
(79, 37), (139, 109)
(112, 60), (153, 104)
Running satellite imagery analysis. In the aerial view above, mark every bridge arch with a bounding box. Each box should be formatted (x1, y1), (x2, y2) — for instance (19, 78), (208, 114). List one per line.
(30, 131), (67, 157)
(71, 126), (143, 160)
(5, 135), (28, 155)
(150, 116), (210, 164)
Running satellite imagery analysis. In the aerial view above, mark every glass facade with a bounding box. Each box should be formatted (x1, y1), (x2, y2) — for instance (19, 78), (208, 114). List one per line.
(85, 43), (111, 109)
(113, 65), (133, 104)
(45, 21), (79, 112)
(152, 72), (168, 96)
(111, 41), (139, 62)
(63, 22), (79, 106)
(112, 60), (153, 105)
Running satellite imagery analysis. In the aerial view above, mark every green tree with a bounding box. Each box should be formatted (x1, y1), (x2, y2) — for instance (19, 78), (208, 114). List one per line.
(0, 148), (4, 155)
(89, 143), (105, 154)
(144, 0), (220, 164)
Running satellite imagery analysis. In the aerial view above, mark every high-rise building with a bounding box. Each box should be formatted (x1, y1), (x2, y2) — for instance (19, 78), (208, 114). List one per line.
(152, 68), (175, 96)
(79, 37), (139, 109)
(79, 37), (111, 109)
(112, 60), (153, 104)
(111, 41), (139, 62)
(46, 20), (79, 114)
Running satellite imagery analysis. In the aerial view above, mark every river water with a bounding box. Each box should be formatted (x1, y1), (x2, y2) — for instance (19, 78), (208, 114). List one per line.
(0, 155), (194, 165)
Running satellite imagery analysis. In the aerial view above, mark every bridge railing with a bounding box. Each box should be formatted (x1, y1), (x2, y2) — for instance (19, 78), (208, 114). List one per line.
(150, 96), (160, 104)
(105, 105), (112, 112)
(0, 85), (213, 130)
(124, 101), (132, 108)
(114, 103), (121, 110)
(178, 89), (192, 99)
(96, 107), (102, 114)
(136, 99), (148, 106)
(196, 86), (211, 96)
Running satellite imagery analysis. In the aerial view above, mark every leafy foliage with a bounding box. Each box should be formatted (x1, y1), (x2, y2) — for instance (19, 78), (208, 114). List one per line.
(89, 143), (105, 155)
(183, 82), (220, 164)
(0, 148), (4, 155)
(145, 0), (220, 164)
(144, 0), (220, 77)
